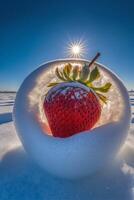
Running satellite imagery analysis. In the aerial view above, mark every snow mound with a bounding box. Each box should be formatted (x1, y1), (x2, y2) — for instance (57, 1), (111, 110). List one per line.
(13, 59), (131, 179)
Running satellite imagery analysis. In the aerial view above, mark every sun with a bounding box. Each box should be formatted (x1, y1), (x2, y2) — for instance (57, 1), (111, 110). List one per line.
(67, 40), (86, 58)
(72, 45), (80, 55)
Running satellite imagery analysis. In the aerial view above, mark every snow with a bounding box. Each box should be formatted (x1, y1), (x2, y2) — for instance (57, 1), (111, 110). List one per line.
(13, 59), (131, 179)
(45, 82), (92, 102)
(0, 92), (134, 199)
(0, 61), (133, 199)
(0, 93), (15, 124)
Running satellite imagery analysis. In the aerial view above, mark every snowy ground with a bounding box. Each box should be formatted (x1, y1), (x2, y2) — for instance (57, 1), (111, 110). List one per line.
(0, 92), (134, 200)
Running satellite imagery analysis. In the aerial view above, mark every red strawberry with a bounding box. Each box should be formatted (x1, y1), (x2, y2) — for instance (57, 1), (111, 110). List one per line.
(43, 53), (112, 138)
(44, 82), (101, 137)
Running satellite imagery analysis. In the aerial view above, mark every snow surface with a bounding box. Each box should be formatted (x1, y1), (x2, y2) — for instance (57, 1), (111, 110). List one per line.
(0, 92), (134, 199)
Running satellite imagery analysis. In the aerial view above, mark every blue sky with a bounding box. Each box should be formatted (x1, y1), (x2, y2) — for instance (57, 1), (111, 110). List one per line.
(0, 0), (134, 90)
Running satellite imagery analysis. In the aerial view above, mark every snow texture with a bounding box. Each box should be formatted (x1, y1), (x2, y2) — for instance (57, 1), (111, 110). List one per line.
(0, 91), (134, 200)
(13, 59), (131, 179)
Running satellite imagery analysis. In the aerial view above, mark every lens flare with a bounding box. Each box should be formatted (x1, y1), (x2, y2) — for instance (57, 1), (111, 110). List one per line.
(67, 40), (86, 58)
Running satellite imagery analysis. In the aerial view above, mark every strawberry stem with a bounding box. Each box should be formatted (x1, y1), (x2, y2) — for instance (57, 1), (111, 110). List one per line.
(88, 52), (100, 68)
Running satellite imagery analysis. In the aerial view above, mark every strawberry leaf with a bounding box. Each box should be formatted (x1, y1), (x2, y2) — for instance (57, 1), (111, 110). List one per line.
(48, 82), (60, 87)
(64, 63), (72, 76)
(55, 68), (67, 81)
(80, 64), (90, 82)
(96, 92), (107, 104)
(92, 82), (112, 93)
(63, 65), (72, 81)
(72, 66), (80, 81)
(88, 66), (100, 83)
(85, 82), (93, 87)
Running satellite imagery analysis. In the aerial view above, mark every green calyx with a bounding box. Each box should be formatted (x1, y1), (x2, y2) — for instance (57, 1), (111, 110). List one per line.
(48, 63), (112, 104)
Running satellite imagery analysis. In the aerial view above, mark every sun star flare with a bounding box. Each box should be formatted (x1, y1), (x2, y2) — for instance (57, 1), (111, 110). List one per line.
(67, 40), (86, 58)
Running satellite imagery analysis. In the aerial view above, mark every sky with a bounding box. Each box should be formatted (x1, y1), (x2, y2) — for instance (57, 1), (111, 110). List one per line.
(0, 0), (134, 91)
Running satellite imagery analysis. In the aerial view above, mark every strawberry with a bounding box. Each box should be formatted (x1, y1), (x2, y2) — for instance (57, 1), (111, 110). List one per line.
(44, 82), (101, 137)
(43, 53), (112, 138)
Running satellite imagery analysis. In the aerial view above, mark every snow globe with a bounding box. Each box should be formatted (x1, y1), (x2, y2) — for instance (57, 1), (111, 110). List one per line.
(13, 53), (131, 179)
